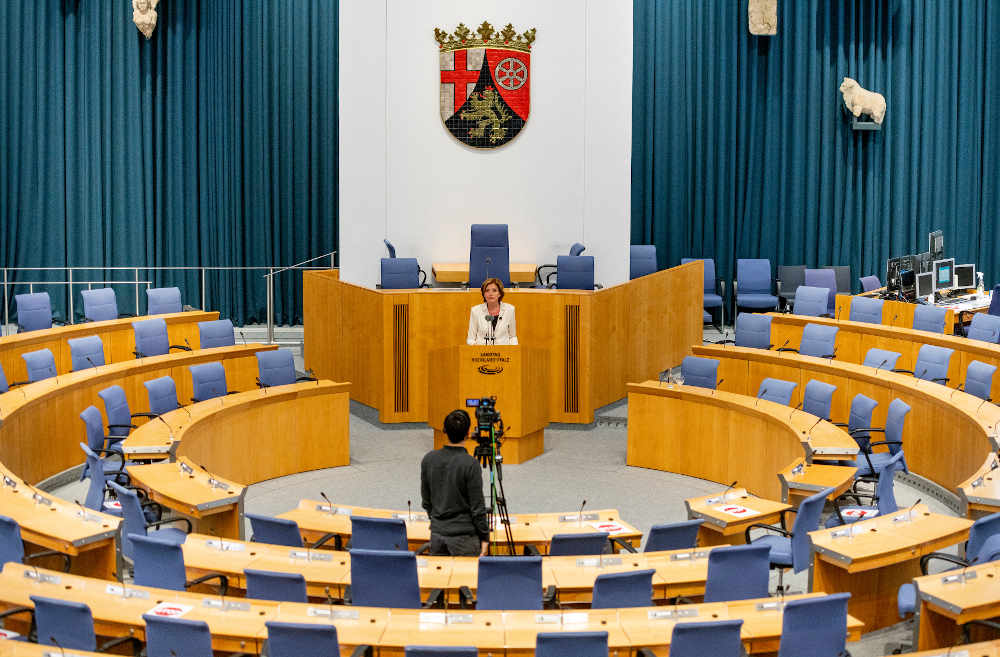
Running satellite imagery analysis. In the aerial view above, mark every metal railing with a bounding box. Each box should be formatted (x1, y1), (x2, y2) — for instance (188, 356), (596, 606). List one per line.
(1, 251), (336, 342)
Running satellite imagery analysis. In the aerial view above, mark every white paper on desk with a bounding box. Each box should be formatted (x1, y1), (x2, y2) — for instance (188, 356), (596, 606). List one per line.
(145, 602), (193, 618)
(589, 521), (627, 535)
(712, 504), (759, 517)
(563, 612), (589, 625)
(418, 612), (447, 624)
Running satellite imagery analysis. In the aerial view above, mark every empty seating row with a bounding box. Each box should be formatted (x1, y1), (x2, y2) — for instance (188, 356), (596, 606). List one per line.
(13, 287), (188, 333)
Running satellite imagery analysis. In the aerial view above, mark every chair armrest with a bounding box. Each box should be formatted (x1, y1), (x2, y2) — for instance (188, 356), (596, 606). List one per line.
(891, 368), (914, 375)
(543, 585), (557, 609)
(23, 549), (72, 572)
(107, 423), (137, 431)
(848, 427), (884, 437)
(776, 347), (799, 353)
(311, 532), (339, 550)
(545, 271), (557, 287)
(919, 552), (969, 574)
(133, 350), (147, 358)
(169, 344), (193, 352)
(186, 572), (229, 596)
(131, 412), (158, 419)
(711, 338), (735, 345)
(831, 422), (848, 427)
(745, 523), (791, 543)
(611, 536), (638, 553)
(98, 635), (140, 653)
(418, 269), (429, 287)
(8, 380), (28, 388)
(149, 517), (193, 533)
(867, 440), (903, 452)
(422, 588), (445, 608)
(524, 544), (541, 556)
(932, 376), (949, 383)
(458, 585), (475, 609)
(350, 645), (375, 657)
(0, 606), (34, 623)
(295, 375), (319, 382)
(414, 541), (430, 555)
(819, 313), (834, 318)
(779, 508), (799, 531)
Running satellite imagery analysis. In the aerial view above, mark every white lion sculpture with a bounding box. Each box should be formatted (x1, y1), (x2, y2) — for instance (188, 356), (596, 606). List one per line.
(840, 77), (886, 125)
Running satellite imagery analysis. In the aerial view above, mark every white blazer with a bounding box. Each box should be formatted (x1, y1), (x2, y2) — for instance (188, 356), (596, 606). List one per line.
(467, 302), (518, 345)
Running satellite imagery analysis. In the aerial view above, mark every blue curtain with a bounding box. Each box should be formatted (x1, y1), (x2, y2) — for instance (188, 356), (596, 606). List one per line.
(633, 0), (1000, 300)
(0, 0), (338, 325)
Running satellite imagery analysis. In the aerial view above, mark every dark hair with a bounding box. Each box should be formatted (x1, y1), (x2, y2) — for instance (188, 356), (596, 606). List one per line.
(480, 278), (505, 302)
(444, 409), (471, 443)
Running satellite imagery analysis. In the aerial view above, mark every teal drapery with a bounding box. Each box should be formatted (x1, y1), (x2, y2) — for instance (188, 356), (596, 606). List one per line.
(632, 0), (1000, 299)
(0, 1), (338, 325)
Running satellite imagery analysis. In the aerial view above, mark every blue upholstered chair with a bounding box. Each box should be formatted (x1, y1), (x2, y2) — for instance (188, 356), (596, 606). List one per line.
(680, 356), (719, 390)
(0, 363), (8, 394)
(629, 245), (657, 280)
(832, 393), (879, 454)
(777, 323), (837, 358)
(894, 344), (954, 384)
(591, 568), (654, 608)
(548, 532), (608, 556)
(671, 619), (744, 657)
(853, 399), (910, 480)
(0, 515), (70, 571)
(860, 275), (882, 292)
(862, 348), (901, 370)
(825, 450), (903, 528)
(256, 349), (316, 387)
(349, 549), (442, 608)
(198, 319), (236, 348)
(735, 259), (778, 312)
(963, 360), (997, 401)
(108, 481), (188, 560)
(79, 443), (127, 514)
(471, 556), (545, 610)
(380, 258), (425, 289)
(989, 284), (1000, 316)
(850, 296), (885, 324)
(68, 335), (105, 371)
(133, 317), (191, 358)
(469, 224), (510, 288)
(682, 257), (725, 325)
(747, 487), (834, 591)
(267, 621), (368, 657)
(756, 378), (797, 406)
(22, 348), (56, 382)
(350, 516), (407, 550)
(804, 268), (837, 316)
(966, 313), (1000, 344)
(791, 285), (830, 317)
(32, 595), (136, 653)
(189, 361), (231, 402)
(80, 287), (129, 322)
(79, 405), (126, 481)
(703, 544), (770, 602)
(912, 304), (947, 333)
(132, 533), (228, 594)
(245, 568), (308, 603)
(14, 292), (60, 332)
(99, 384), (155, 440)
(554, 255), (597, 290)
(246, 512), (336, 549)
(641, 519), (702, 552)
(142, 614), (213, 657)
(146, 287), (183, 315)
(802, 379), (836, 421)
(777, 593), (851, 657)
(535, 631), (608, 657)
(733, 312), (772, 349)
(144, 376), (180, 416)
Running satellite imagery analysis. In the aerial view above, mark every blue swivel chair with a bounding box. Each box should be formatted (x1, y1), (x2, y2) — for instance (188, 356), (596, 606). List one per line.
(131, 533), (228, 594)
(189, 362), (232, 402)
(703, 544), (770, 602)
(791, 286), (831, 317)
(548, 532), (609, 556)
(825, 451), (903, 528)
(912, 305), (947, 333)
(268, 621), (371, 657)
(349, 549), (443, 608)
(854, 399), (910, 482)
(80, 287), (130, 322)
(107, 481), (189, 561)
(747, 487), (834, 591)
(777, 593), (851, 657)
(146, 287), (183, 315)
(14, 292), (61, 332)
(246, 513), (336, 549)
(536, 631), (608, 657)
(966, 313), (1000, 344)
(99, 384), (156, 440)
(133, 317), (191, 357)
(79, 405), (127, 480)
(198, 319), (236, 348)
(734, 313), (772, 349)
(776, 323), (837, 358)
(469, 224), (511, 288)
(68, 336), (105, 372)
(894, 344), (953, 384)
(380, 258), (426, 289)
(963, 360), (997, 401)
(862, 348), (901, 370)
(831, 394), (879, 455)
(22, 348), (56, 383)
(144, 376), (180, 416)
(0, 364), (8, 393)
(639, 519), (703, 552)
(802, 380), (836, 421)
(680, 356), (719, 390)
(682, 257), (725, 326)
(671, 619), (744, 657)
(32, 595), (137, 653)
(256, 350), (316, 387)
(591, 568), (655, 608)
(629, 245), (657, 280)
(804, 268), (837, 316)
(80, 443), (128, 514)
(0, 515), (70, 571)
(552, 255), (597, 290)
(350, 516), (408, 550)
(142, 615), (213, 657)
(756, 378), (797, 406)
(245, 568), (308, 603)
(850, 296), (885, 324)
(406, 648), (477, 657)
(735, 259), (778, 312)
(860, 275), (882, 292)
(466, 556), (547, 610)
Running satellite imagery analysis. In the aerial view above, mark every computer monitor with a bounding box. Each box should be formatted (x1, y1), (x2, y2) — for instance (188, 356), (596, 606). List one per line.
(916, 271), (934, 298)
(929, 230), (944, 260)
(955, 263), (976, 289)
(933, 258), (955, 292)
(900, 269), (916, 301)
(916, 252), (933, 274)
(886, 257), (902, 292)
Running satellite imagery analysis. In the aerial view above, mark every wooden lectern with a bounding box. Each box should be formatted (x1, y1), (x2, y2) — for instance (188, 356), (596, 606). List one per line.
(428, 345), (548, 463)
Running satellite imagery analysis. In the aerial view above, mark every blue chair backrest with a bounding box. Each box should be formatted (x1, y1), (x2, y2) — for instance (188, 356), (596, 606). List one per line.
(350, 548), (421, 608)
(79, 443), (110, 511)
(873, 452), (904, 515)
(108, 480), (151, 558)
(548, 532), (608, 556)
(257, 350), (297, 387)
(98, 384), (132, 438)
(847, 394), (879, 449)
(0, 514), (25, 566)
(681, 257), (717, 294)
(189, 361), (227, 401)
(569, 242), (586, 256)
(850, 295), (884, 324)
(967, 313), (1000, 344)
(777, 593), (851, 657)
(680, 356), (719, 390)
(23, 348), (56, 382)
(15, 292), (53, 331)
(860, 275), (881, 292)
(555, 255), (595, 290)
(967, 512), (1000, 559)
(198, 319), (236, 349)
(756, 378), (797, 406)
(245, 568), (308, 603)
(477, 556), (543, 610)
(247, 513), (303, 547)
(802, 380), (836, 421)
(912, 305), (947, 333)
(406, 648), (478, 657)
(883, 399), (911, 451)
(914, 344), (954, 382)
(81, 287), (119, 322)
(734, 313), (772, 349)
(737, 259), (773, 295)
(964, 361), (997, 401)
(0, 363), (7, 394)
(267, 621), (343, 657)
(132, 533), (187, 591)
(591, 568), (655, 609)
(643, 519), (702, 552)
(381, 258), (420, 289)
(973, 534), (1000, 564)
(670, 619), (744, 657)
(146, 287), (183, 315)
(704, 544), (770, 602)
(68, 335), (105, 372)
(79, 404), (108, 461)
(143, 614), (213, 657)
(536, 631), (608, 657)
(792, 286), (829, 317)
(469, 224), (511, 288)
(798, 323), (838, 358)
(804, 268), (837, 315)
(144, 376), (180, 416)
(133, 317), (170, 357)
(790, 487), (834, 572)
(862, 348), (901, 370)
(629, 245), (657, 279)
(30, 595), (97, 651)
(350, 516), (408, 550)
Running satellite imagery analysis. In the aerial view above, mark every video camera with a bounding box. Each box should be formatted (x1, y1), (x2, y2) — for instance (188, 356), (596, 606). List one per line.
(466, 396), (504, 465)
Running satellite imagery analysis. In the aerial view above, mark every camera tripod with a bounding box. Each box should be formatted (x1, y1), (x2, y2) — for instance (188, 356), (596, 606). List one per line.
(474, 423), (515, 555)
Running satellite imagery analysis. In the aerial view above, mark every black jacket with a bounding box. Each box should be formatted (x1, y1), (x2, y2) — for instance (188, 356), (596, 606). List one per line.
(420, 445), (489, 541)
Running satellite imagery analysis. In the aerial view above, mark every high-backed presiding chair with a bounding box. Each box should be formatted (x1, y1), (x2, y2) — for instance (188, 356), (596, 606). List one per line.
(849, 296), (885, 324)
(535, 632), (608, 657)
(777, 323), (837, 358)
(142, 614), (213, 657)
(735, 259), (778, 312)
(682, 257), (725, 325)
(756, 378), (797, 406)
(380, 258), (426, 289)
(349, 549), (443, 608)
(804, 268), (837, 316)
(146, 287), (183, 315)
(132, 533), (227, 594)
(791, 285), (831, 317)
(256, 350), (316, 388)
(802, 379), (836, 421)
(703, 544), (770, 602)
(198, 319), (236, 348)
(31, 595), (136, 653)
(144, 376), (180, 416)
(465, 556), (547, 610)
(894, 344), (954, 384)
(747, 487), (834, 591)
(68, 335), (105, 371)
(553, 255), (597, 290)
(671, 619), (744, 657)
(133, 317), (191, 357)
(350, 516), (408, 550)
(912, 304), (947, 333)
(862, 348), (901, 370)
(777, 265), (806, 312)
(966, 312), (1000, 344)
(591, 569), (654, 608)
(963, 360), (997, 401)
(680, 356), (719, 390)
(22, 348), (56, 383)
(734, 312), (772, 348)
(860, 275), (882, 292)
(777, 593), (851, 657)
(14, 291), (61, 332)
(469, 224), (510, 288)
(189, 361), (231, 402)
(245, 568), (308, 603)
(629, 245), (657, 280)
(80, 287), (129, 322)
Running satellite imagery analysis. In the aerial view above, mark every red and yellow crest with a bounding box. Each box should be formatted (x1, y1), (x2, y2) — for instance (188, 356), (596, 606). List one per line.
(434, 21), (536, 149)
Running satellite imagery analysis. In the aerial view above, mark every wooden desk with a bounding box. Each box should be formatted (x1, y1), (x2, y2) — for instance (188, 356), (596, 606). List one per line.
(915, 561), (1000, 650)
(810, 504), (973, 631)
(431, 262), (539, 285)
(304, 263), (703, 424)
(880, 640), (1000, 657)
(0, 641), (106, 656)
(778, 458), (856, 508)
(959, 454), (1000, 519)
(626, 382), (857, 501)
(684, 490), (791, 546)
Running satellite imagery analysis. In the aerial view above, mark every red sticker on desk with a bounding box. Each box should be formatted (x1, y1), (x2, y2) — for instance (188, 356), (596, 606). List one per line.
(0, 629), (20, 639)
(590, 521), (627, 535)
(145, 602), (192, 618)
(713, 505), (759, 517)
(841, 509), (878, 518)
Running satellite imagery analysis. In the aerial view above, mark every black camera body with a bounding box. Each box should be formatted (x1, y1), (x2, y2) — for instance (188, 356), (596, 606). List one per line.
(466, 396), (504, 463)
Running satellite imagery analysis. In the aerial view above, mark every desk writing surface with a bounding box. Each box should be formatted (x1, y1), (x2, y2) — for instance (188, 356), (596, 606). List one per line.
(959, 455), (1000, 518)
(0, 642), (106, 656)
(777, 458), (855, 505)
(127, 458), (244, 514)
(377, 608), (507, 653)
(255, 604), (389, 650)
(501, 608), (631, 653)
(916, 561), (1000, 620)
(685, 489), (791, 543)
(431, 262), (539, 284)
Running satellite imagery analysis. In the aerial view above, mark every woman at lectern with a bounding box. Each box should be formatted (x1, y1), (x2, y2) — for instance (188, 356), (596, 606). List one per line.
(467, 277), (518, 345)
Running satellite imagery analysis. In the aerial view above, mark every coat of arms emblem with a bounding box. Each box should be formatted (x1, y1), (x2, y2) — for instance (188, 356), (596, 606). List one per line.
(434, 21), (536, 149)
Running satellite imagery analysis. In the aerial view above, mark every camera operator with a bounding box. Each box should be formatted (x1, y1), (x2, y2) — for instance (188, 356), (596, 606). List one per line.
(420, 409), (489, 556)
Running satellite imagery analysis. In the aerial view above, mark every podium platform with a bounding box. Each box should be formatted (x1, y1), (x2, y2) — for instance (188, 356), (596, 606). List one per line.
(428, 345), (548, 463)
